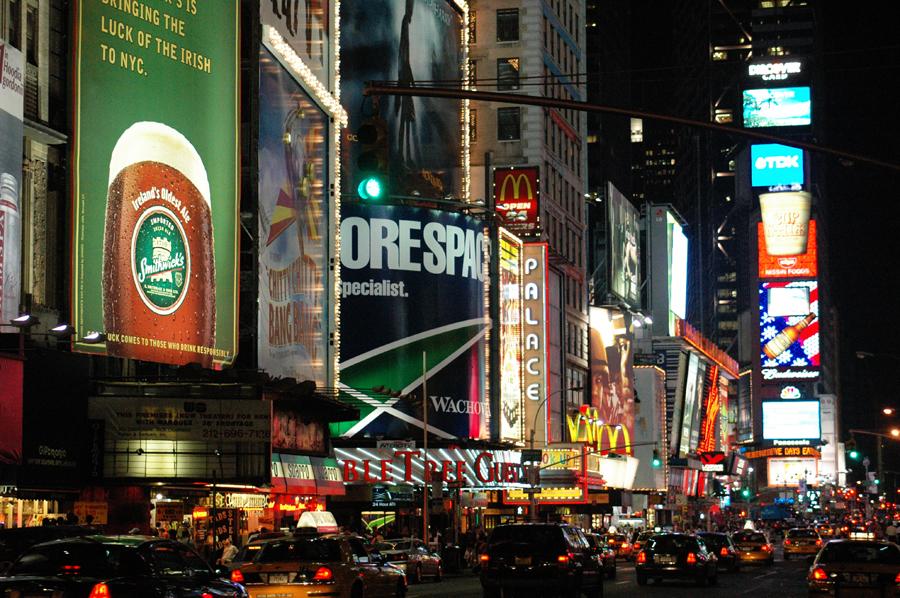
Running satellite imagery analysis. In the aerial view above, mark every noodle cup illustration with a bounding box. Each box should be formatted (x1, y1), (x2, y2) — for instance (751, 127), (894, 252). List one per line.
(759, 191), (811, 256)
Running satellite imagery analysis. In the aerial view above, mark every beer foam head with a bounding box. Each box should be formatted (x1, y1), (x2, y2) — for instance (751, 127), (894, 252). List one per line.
(109, 121), (211, 207)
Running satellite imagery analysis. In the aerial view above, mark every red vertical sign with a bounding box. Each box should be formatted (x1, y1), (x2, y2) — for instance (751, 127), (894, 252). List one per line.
(0, 355), (23, 465)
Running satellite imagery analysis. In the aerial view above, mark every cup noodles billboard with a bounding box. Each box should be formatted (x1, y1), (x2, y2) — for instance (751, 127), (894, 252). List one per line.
(758, 221), (817, 279)
(759, 280), (819, 381)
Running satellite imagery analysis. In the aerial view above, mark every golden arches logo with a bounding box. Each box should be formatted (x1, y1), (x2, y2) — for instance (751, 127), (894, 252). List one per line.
(566, 407), (633, 455)
(498, 172), (535, 202)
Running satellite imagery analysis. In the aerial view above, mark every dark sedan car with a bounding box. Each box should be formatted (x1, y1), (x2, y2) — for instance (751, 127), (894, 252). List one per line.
(0, 526), (97, 570)
(0, 535), (246, 598)
(635, 533), (718, 587)
(586, 532), (617, 579)
(808, 539), (900, 596)
(697, 532), (740, 572)
(479, 523), (603, 598)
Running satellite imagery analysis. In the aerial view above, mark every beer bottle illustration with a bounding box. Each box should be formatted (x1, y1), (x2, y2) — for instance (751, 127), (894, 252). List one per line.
(763, 313), (815, 360)
(102, 122), (216, 366)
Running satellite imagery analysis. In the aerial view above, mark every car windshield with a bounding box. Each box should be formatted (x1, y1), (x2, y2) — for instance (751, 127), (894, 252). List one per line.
(257, 538), (343, 563)
(788, 529), (818, 538)
(11, 542), (125, 577)
(820, 543), (900, 565)
(234, 544), (263, 563)
(733, 532), (767, 543)
(648, 536), (696, 553)
(698, 534), (727, 549)
(488, 526), (566, 554)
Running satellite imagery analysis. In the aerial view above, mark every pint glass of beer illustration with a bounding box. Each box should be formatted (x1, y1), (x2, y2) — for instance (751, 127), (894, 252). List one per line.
(102, 122), (216, 366)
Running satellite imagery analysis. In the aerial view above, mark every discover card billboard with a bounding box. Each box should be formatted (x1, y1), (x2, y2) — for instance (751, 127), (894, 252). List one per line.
(336, 204), (488, 440)
(71, 1), (239, 367)
(258, 48), (329, 386)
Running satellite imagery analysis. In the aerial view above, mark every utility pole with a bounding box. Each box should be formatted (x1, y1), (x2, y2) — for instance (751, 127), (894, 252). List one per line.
(422, 351), (429, 544)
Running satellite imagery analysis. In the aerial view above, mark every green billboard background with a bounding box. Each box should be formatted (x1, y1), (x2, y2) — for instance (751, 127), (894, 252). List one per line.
(71, 1), (239, 366)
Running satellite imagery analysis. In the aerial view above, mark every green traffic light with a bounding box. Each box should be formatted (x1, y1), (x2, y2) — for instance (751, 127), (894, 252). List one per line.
(358, 177), (384, 201)
(741, 488), (751, 498)
(652, 457), (662, 468)
(849, 450), (860, 460)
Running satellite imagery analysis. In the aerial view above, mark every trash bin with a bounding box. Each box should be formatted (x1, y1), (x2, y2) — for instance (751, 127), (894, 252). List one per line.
(442, 544), (462, 573)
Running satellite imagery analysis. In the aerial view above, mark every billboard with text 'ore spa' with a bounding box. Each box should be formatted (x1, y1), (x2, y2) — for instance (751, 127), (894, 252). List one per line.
(336, 204), (488, 441)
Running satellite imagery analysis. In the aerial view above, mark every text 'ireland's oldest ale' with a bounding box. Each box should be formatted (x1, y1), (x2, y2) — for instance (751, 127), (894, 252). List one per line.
(103, 122), (216, 367)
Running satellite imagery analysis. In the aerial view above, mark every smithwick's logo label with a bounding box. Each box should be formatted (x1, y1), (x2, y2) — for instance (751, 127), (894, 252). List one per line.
(131, 206), (190, 315)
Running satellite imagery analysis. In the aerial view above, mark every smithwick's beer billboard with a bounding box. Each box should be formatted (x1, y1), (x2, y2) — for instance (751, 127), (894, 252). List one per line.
(493, 167), (540, 236)
(257, 48), (330, 386)
(71, 2), (239, 367)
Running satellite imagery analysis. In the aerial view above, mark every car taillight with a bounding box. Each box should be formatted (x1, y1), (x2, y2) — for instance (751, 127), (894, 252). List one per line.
(88, 583), (111, 598)
(811, 567), (828, 581)
(762, 544), (773, 553)
(201, 593), (213, 598)
(719, 547), (729, 557)
(230, 569), (244, 584)
(784, 539), (791, 546)
(479, 554), (490, 563)
(557, 552), (573, 565)
(816, 539), (822, 547)
(686, 552), (697, 565)
(60, 564), (82, 574)
(636, 551), (647, 564)
(894, 571), (900, 583)
(312, 567), (334, 582)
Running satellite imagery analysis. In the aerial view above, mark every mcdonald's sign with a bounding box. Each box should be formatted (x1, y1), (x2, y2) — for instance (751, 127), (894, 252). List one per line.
(493, 166), (540, 236)
(566, 405), (633, 455)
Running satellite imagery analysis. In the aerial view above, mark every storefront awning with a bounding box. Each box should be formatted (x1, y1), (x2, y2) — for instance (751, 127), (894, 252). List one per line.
(271, 454), (345, 496)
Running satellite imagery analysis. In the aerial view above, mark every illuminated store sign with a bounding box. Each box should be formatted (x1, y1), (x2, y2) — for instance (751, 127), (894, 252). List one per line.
(748, 60), (803, 81)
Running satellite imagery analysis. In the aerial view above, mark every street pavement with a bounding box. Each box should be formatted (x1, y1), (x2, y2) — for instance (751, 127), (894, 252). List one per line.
(408, 548), (810, 598)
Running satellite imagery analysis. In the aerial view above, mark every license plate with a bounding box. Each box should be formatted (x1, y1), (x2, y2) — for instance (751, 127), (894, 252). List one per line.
(850, 573), (872, 584)
(514, 556), (532, 566)
(657, 555), (676, 565)
(741, 547), (754, 552)
(268, 573), (290, 584)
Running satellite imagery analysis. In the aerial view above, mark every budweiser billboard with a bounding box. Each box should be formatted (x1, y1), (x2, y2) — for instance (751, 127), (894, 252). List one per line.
(493, 166), (540, 236)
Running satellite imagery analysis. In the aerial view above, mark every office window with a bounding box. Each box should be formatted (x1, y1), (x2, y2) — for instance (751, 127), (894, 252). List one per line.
(469, 109), (477, 143)
(25, 3), (36, 66)
(497, 107), (520, 141)
(496, 8), (519, 42)
(497, 57), (519, 91)
(468, 10), (476, 43)
(7, 0), (21, 48)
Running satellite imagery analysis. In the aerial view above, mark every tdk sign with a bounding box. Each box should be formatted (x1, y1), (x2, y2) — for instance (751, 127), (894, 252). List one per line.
(751, 143), (804, 187)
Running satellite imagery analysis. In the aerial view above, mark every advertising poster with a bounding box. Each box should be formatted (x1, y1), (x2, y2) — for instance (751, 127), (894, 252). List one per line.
(678, 352), (700, 457)
(588, 307), (635, 454)
(258, 48), (329, 385)
(0, 355), (23, 465)
(262, 0), (330, 89)
(743, 87), (811, 128)
(341, 0), (463, 200)
(522, 243), (549, 443)
(499, 229), (523, 442)
(272, 407), (326, 454)
(494, 167), (541, 236)
(698, 364), (720, 453)
(762, 399), (820, 441)
(336, 204), (488, 440)
(71, 2), (239, 367)
(758, 221), (817, 279)
(607, 183), (641, 307)
(760, 280), (819, 380)
(0, 40), (23, 332)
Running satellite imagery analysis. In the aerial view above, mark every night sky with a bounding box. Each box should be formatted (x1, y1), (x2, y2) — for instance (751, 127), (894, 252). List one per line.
(821, 5), (900, 445)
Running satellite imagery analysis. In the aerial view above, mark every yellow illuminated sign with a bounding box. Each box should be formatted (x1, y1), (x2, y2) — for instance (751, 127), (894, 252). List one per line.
(566, 406), (633, 455)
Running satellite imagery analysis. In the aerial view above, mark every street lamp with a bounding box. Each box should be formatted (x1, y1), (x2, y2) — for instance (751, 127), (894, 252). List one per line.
(885, 408), (896, 416)
(527, 385), (583, 522)
(529, 386), (584, 450)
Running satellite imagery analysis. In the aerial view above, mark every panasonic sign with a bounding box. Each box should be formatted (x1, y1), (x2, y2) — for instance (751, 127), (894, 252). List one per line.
(751, 144), (804, 188)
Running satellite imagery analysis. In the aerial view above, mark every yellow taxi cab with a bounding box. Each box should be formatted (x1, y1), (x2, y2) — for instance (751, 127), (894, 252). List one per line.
(602, 533), (634, 560)
(816, 524), (835, 539)
(783, 527), (822, 559)
(231, 513), (407, 598)
(731, 530), (774, 566)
